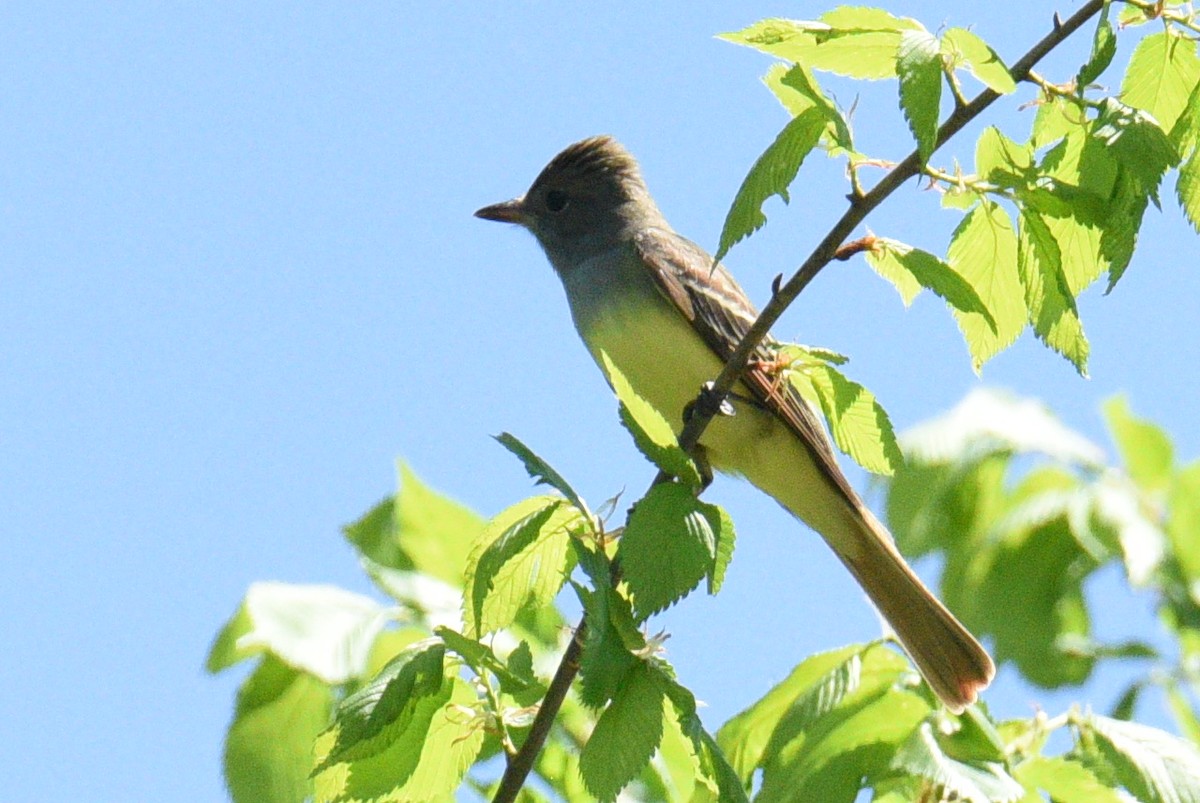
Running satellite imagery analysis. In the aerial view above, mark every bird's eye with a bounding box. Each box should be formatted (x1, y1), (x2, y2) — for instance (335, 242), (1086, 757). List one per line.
(545, 189), (569, 213)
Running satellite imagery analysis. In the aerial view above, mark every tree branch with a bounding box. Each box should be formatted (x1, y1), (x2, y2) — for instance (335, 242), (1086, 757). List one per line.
(675, 0), (1104, 455)
(491, 4), (1104, 800)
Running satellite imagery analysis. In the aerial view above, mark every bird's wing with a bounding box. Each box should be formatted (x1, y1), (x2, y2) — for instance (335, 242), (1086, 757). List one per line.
(633, 226), (859, 505)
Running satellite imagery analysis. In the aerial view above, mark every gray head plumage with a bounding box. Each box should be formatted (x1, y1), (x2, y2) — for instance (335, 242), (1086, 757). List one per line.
(476, 135), (668, 270)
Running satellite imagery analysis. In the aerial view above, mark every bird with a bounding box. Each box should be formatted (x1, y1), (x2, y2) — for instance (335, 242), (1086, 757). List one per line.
(475, 135), (994, 712)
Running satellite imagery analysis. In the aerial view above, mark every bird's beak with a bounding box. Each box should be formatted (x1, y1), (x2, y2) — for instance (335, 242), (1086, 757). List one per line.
(474, 197), (528, 225)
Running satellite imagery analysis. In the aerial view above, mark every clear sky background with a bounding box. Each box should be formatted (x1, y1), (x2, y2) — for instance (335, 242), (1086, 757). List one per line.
(3, 3), (1198, 801)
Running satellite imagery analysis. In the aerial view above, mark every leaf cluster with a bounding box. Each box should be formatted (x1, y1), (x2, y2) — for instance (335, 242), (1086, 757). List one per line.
(721, 3), (1200, 376)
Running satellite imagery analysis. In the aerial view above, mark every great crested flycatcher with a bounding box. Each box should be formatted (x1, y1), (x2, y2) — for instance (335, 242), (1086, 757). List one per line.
(476, 135), (994, 712)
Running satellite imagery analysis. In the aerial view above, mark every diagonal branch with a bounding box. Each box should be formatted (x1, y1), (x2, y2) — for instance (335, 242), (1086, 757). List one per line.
(491, 4), (1103, 801)
(675, 0), (1104, 455)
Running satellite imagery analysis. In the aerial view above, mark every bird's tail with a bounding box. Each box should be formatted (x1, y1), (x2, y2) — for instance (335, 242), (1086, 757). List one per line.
(836, 506), (994, 712)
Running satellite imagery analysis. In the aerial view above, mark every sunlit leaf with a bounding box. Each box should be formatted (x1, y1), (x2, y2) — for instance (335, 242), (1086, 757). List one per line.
(1018, 208), (1089, 375)
(900, 388), (1104, 468)
(224, 655), (332, 803)
(1076, 6), (1116, 87)
(344, 465), (483, 580)
(1103, 395), (1174, 493)
(867, 238), (993, 324)
(787, 358), (902, 475)
(495, 432), (590, 517)
(943, 28), (1015, 94)
(1121, 31), (1200, 133)
(890, 721), (1024, 802)
(1014, 756), (1126, 803)
(1082, 713), (1200, 803)
(206, 582), (390, 684)
(464, 496), (581, 637)
(718, 644), (864, 784)
(715, 107), (827, 262)
(1178, 150), (1200, 233)
(947, 201), (1024, 371)
(897, 29), (943, 162)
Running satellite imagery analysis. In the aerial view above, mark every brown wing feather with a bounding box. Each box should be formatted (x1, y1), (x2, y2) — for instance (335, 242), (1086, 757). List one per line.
(632, 227), (859, 506)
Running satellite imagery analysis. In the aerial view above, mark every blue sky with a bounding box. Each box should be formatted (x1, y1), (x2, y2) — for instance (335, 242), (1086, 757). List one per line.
(3, 4), (1198, 800)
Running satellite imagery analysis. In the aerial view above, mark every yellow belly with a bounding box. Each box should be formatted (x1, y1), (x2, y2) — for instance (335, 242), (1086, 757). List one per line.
(575, 288), (861, 553)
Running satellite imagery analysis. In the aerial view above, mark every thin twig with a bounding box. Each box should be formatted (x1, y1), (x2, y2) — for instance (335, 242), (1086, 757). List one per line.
(490, 4), (1104, 800)
(491, 624), (586, 802)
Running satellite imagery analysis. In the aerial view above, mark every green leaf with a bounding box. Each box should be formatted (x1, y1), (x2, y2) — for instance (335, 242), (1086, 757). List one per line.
(313, 673), (483, 803)
(722, 9), (925, 80)
(1118, 4), (1154, 28)
(974, 513), (1097, 687)
(1100, 172), (1151, 292)
(715, 107), (826, 262)
(1111, 681), (1144, 721)
(1018, 208), (1089, 375)
(344, 465), (484, 581)
(1032, 121), (1138, 292)
(1121, 31), (1200, 134)
(619, 482), (729, 619)
(1083, 713), (1200, 803)
(865, 239), (922, 304)
(768, 63), (855, 152)
(494, 432), (590, 517)
(1102, 395), (1174, 493)
(1014, 756), (1126, 803)
(464, 496), (581, 637)
(812, 364), (902, 476)
(867, 238), (994, 324)
(205, 582), (390, 684)
(224, 655), (332, 803)
(718, 17), (829, 62)
(343, 496), (402, 572)
(576, 591), (639, 709)
(899, 388), (1104, 468)
(942, 28), (1015, 94)
(314, 638), (446, 772)
(1169, 461), (1200, 592)
(755, 646), (931, 802)
(890, 721), (1024, 803)
(657, 676), (750, 803)
(976, 126), (1033, 189)
(434, 627), (544, 702)
(1030, 96), (1081, 151)
(787, 358), (902, 475)
(1170, 79), (1200, 154)
(1178, 150), (1200, 233)
(579, 661), (667, 802)
(897, 29), (943, 163)
(1166, 682), (1200, 746)
(1093, 97), (1180, 205)
(1076, 6), (1116, 87)
(707, 503), (736, 595)
(948, 200), (1024, 372)
(648, 704), (705, 802)
(396, 464), (485, 581)
(597, 349), (703, 488)
(717, 644), (865, 785)
(807, 7), (925, 80)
